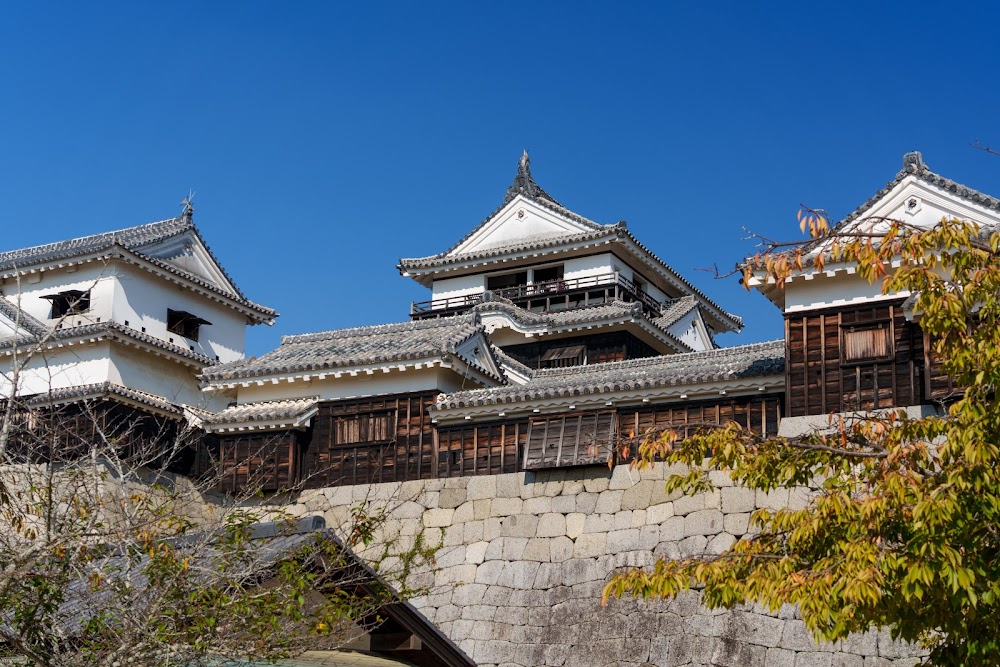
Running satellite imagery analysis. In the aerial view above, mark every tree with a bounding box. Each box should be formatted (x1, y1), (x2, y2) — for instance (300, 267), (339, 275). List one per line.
(603, 214), (1000, 665)
(0, 283), (437, 667)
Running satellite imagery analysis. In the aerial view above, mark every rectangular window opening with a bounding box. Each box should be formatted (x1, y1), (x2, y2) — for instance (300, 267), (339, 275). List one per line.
(486, 271), (528, 291)
(167, 308), (212, 342)
(42, 290), (90, 319)
(533, 264), (565, 291)
(843, 325), (893, 362)
(539, 344), (586, 368)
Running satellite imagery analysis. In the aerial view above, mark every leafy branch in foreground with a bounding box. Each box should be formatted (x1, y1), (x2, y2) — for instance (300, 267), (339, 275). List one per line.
(604, 216), (1000, 666)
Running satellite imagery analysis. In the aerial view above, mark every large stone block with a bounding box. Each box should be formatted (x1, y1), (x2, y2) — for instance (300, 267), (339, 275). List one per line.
(498, 560), (540, 589)
(439, 487), (467, 509)
(607, 528), (640, 553)
(423, 507), (455, 528)
(573, 532), (607, 558)
(796, 653), (833, 667)
(466, 540), (489, 564)
(583, 513), (614, 534)
(522, 537), (551, 562)
(721, 487), (756, 514)
(466, 476), (497, 501)
(757, 488), (790, 509)
(659, 515), (685, 542)
(490, 497), (524, 517)
(451, 500), (475, 524)
(647, 501), (674, 525)
(622, 480), (655, 509)
(501, 513), (539, 538)
(565, 513), (586, 539)
(550, 535), (574, 561)
(522, 496), (551, 515)
(724, 512), (751, 535)
(583, 473), (610, 493)
(684, 509), (724, 537)
(452, 582), (489, 605)
(537, 512), (567, 537)
(496, 473), (524, 498)
(575, 492), (599, 514)
(475, 561), (506, 586)
(765, 647), (798, 667)
(594, 490), (624, 514)
(551, 494), (576, 514)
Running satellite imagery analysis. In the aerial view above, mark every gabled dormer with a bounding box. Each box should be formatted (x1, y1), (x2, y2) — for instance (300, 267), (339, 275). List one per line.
(748, 151), (997, 418)
(0, 204), (276, 410)
(399, 153), (740, 366)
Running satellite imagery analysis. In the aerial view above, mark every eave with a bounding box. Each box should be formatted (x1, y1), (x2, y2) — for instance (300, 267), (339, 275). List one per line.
(431, 375), (785, 424)
(200, 355), (503, 392)
(0, 322), (216, 369)
(0, 246), (277, 325)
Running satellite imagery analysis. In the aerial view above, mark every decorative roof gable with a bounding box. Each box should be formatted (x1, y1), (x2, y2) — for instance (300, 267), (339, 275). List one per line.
(200, 315), (506, 384)
(0, 206), (276, 323)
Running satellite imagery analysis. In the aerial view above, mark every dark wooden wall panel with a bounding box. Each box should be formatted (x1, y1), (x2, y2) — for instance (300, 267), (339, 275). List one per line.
(502, 332), (658, 370)
(437, 420), (527, 478)
(304, 392), (438, 488)
(784, 300), (953, 417)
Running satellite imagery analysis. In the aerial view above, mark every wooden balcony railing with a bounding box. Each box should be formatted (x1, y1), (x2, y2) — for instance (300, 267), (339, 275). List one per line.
(410, 272), (664, 319)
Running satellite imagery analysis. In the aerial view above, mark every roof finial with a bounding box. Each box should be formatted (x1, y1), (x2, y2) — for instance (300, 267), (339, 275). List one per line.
(180, 190), (195, 224)
(504, 149), (560, 205)
(519, 149), (531, 177)
(902, 151), (925, 174)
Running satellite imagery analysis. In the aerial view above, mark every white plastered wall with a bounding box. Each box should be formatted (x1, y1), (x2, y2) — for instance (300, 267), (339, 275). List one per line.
(111, 263), (247, 363)
(0, 263), (117, 330)
(1, 342), (114, 397)
(109, 345), (222, 410)
(219, 366), (473, 405)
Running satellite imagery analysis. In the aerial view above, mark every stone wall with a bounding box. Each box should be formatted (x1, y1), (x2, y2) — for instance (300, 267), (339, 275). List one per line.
(286, 464), (925, 667)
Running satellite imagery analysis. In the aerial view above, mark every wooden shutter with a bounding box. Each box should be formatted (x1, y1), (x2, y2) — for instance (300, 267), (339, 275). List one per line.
(523, 412), (615, 470)
(843, 326), (892, 362)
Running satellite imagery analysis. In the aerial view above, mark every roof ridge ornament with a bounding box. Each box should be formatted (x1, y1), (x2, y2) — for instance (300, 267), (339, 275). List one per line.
(180, 191), (195, 224)
(902, 151), (926, 175)
(504, 150), (558, 205)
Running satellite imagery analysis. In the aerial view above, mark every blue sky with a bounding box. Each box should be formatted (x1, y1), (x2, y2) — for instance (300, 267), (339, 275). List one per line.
(3, 2), (1000, 355)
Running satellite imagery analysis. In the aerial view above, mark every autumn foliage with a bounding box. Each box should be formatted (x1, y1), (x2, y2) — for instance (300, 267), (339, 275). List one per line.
(604, 214), (1000, 665)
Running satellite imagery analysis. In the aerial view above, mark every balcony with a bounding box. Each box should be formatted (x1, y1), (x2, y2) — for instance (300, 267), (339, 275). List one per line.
(410, 272), (664, 320)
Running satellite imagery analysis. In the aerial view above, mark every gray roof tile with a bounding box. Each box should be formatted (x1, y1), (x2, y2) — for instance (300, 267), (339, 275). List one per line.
(653, 296), (699, 330)
(0, 321), (216, 366)
(470, 296), (691, 352)
(804, 151), (1000, 264)
(0, 214), (276, 321)
(435, 339), (785, 410)
(397, 153), (742, 335)
(201, 316), (493, 382)
(202, 397), (319, 428)
(0, 296), (48, 337)
(22, 381), (183, 415)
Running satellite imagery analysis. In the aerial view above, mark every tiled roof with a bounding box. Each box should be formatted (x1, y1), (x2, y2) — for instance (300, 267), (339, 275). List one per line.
(0, 321), (216, 366)
(22, 381), (182, 415)
(0, 296), (48, 337)
(489, 345), (534, 379)
(435, 339), (785, 410)
(470, 296), (692, 352)
(201, 397), (319, 429)
(201, 316), (491, 381)
(803, 151), (1000, 263)
(0, 214), (276, 322)
(426, 151), (604, 260)
(400, 224), (619, 271)
(653, 296), (699, 330)
(0, 217), (192, 272)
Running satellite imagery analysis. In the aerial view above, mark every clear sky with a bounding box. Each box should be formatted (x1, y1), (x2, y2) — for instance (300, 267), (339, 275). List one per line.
(3, 2), (1000, 355)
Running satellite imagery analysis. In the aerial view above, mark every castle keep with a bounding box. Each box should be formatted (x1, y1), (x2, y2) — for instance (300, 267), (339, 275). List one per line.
(2, 151), (987, 666)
